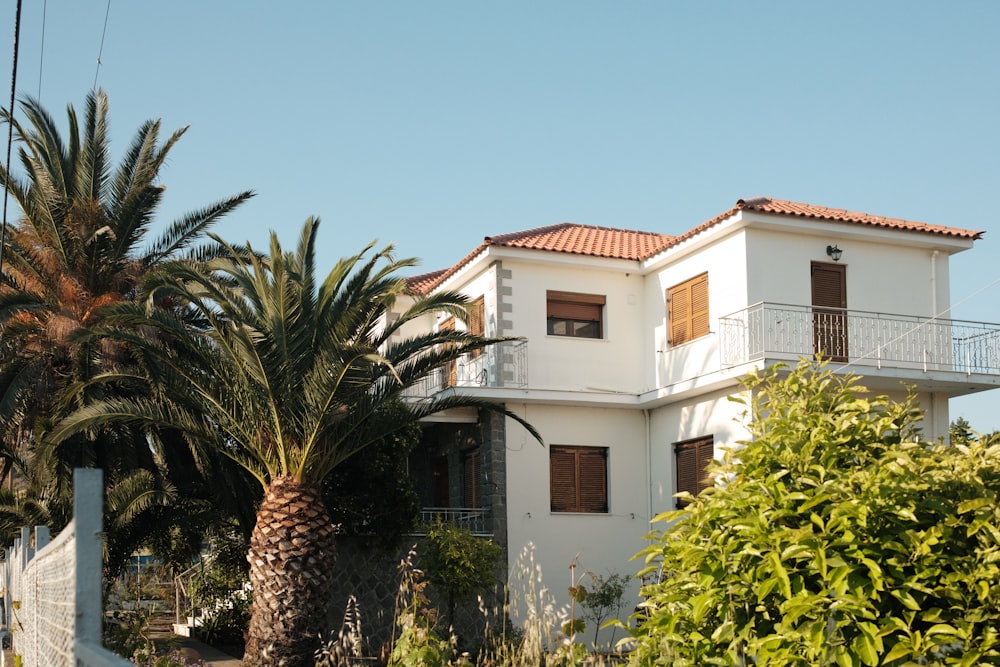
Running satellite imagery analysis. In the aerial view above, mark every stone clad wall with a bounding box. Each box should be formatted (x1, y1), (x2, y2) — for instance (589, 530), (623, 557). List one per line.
(326, 536), (507, 656)
(325, 406), (512, 655)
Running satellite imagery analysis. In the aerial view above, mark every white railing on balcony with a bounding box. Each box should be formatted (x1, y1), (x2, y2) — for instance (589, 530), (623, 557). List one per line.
(719, 302), (1000, 375)
(416, 508), (492, 537)
(403, 339), (528, 400)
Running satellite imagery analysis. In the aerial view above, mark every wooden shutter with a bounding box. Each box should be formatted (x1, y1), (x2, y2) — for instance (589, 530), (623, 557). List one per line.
(547, 291), (604, 321)
(667, 285), (690, 344)
(691, 274), (710, 339)
(550, 446), (578, 512)
(469, 297), (485, 336)
(469, 297), (485, 359)
(811, 262), (847, 361)
(811, 263), (846, 309)
(463, 450), (481, 508)
(440, 316), (457, 387)
(674, 437), (714, 508)
(667, 273), (709, 345)
(550, 445), (608, 513)
(578, 448), (608, 513)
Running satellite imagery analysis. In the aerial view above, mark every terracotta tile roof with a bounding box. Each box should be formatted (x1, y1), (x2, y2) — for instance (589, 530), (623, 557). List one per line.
(406, 269), (448, 294)
(411, 198), (982, 294)
(487, 223), (674, 260)
(411, 223), (673, 293)
(690, 197), (983, 242)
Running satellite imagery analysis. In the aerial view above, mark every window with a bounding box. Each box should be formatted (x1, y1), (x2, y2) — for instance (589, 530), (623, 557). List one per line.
(667, 273), (709, 345)
(674, 436), (714, 508)
(550, 445), (608, 513)
(463, 450), (481, 508)
(547, 291), (605, 339)
(439, 316), (457, 388)
(468, 297), (485, 359)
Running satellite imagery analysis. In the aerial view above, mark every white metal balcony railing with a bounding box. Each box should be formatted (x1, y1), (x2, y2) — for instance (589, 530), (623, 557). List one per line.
(403, 339), (528, 400)
(719, 302), (1000, 375)
(416, 508), (492, 536)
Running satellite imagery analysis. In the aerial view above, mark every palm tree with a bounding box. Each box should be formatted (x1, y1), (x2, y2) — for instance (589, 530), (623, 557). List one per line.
(54, 218), (541, 665)
(0, 88), (255, 449)
(0, 90), (253, 519)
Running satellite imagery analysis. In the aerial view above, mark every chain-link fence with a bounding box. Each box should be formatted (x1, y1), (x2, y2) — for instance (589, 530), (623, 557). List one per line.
(1, 469), (132, 667)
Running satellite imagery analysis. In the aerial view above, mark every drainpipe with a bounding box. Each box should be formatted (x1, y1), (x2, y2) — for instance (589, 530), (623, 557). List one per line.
(929, 250), (941, 441)
(930, 250), (939, 317)
(644, 409), (652, 527)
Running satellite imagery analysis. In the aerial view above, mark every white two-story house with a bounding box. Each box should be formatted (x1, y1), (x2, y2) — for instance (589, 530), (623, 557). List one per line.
(395, 197), (1000, 640)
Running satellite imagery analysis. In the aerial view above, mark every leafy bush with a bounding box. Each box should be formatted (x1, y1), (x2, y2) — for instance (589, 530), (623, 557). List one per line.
(630, 359), (1000, 666)
(189, 534), (250, 648)
(422, 520), (503, 629)
(577, 570), (630, 647)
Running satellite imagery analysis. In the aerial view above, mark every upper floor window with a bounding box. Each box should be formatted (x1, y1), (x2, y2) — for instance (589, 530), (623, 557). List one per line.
(674, 436), (713, 508)
(439, 315), (457, 388)
(468, 296), (485, 359)
(550, 445), (608, 513)
(547, 291), (605, 339)
(667, 272), (709, 345)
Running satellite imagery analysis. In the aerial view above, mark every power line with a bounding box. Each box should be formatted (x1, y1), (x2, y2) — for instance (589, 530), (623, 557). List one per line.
(93, 0), (111, 90)
(834, 272), (1000, 375)
(37, 0), (46, 99)
(2, 0), (24, 278)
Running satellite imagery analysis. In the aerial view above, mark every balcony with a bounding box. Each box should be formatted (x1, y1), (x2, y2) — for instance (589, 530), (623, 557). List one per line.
(719, 302), (1000, 376)
(403, 339), (528, 400)
(414, 508), (492, 537)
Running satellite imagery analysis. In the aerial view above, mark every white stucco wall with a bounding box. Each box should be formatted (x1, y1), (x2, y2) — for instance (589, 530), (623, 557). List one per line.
(501, 260), (647, 394)
(647, 231), (749, 390)
(503, 404), (648, 646)
(745, 228), (951, 317)
(646, 388), (749, 518)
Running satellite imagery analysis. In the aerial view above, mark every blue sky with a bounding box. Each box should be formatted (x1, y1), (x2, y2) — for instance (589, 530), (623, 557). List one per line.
(2, 1), (999, 431)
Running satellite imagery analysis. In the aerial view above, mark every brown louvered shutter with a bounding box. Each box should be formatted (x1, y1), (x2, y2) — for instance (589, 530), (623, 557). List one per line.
(469, 297), (485, 336)
(469, 297), (485, 359)
(547, 292), (604, 320)
(691, 274), (710, 339)
(550, 446), (608, 513)
(811, 263), (846, 309)
(550, 446), (578, 512)
(578, 448), (608, 513)
(674, 437), (714, 508)
(440, 316), (457, 387)
(463, 450), (481, 507)
(667, 273), (709, 345)
(667, 286), (689, 344)
(811, 262), (847, 361)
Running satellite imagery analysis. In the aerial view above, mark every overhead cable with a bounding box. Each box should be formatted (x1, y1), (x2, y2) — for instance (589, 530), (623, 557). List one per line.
(1, 0), (24, 278)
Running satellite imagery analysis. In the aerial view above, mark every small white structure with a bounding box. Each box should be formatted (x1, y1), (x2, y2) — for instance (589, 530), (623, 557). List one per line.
(397, 197), (1000, 644)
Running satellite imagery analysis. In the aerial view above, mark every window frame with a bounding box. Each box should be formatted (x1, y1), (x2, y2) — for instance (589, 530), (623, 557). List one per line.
(549, 445), (609, 513)
(674, 436), (714, 508)
(666, 272), (710, 346)
(546, 290), (606, 339)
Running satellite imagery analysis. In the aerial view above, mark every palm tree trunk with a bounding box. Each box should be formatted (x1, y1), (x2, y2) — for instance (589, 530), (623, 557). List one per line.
(245, 476), (338, 665)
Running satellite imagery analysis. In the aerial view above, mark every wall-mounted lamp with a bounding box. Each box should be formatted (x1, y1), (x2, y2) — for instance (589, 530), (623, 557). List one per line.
(826, 245), (843, 262)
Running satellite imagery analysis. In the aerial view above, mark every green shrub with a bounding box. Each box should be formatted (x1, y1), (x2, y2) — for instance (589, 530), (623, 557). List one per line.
(630, 359), (1000, 666)
(422, 521), (503, 629)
